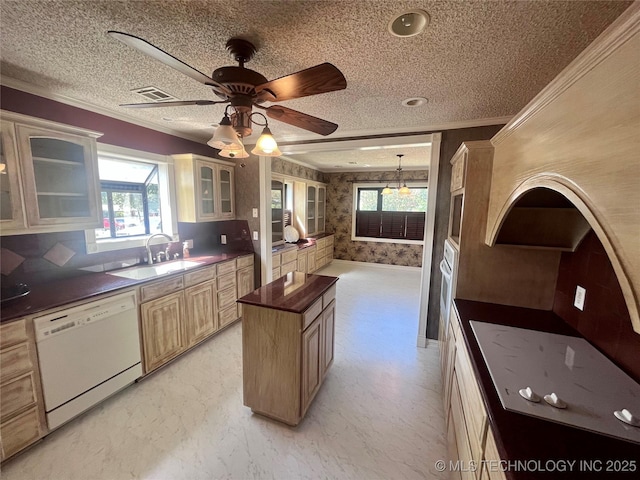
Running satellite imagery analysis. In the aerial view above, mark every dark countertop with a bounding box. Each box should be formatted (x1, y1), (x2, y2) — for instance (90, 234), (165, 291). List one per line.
(454, 299), (640, 479)
(272, 232), (334, 253)
(0, 250), (253, 323)
(237, 272), (337, 314)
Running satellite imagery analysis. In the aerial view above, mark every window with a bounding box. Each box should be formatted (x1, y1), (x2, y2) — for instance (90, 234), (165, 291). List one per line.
(352, 183), (427, 244)
(85, 144), (177, 254)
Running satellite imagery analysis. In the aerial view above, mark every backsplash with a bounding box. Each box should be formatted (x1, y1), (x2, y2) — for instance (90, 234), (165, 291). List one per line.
(1, 220), (253, 289)
(553, 230), (640, 383)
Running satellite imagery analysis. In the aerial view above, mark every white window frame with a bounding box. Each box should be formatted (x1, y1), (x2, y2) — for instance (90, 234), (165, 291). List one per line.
(351, 182), (428, 245)
(85, 143), (179, 254)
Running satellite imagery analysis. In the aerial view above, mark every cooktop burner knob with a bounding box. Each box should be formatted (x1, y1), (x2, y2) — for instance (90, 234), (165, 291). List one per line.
(543, 392), (567, 409)
(518, 386), (541, 403)
(614, 409), (640, 427)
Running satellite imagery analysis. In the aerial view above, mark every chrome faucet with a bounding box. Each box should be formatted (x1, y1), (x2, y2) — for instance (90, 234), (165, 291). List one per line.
(145, 233), (173, 264)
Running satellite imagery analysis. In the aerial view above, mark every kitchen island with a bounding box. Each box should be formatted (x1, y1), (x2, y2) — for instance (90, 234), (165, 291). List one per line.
(238, 272), (337, 426)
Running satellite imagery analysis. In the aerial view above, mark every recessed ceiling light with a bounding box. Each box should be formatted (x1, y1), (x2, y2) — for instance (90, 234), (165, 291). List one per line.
(402, 97), (429, 108)
(388, 9), (430, 38)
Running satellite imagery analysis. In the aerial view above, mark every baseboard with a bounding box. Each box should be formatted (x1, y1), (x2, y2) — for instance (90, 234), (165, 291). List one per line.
(329, 259), (421, 273)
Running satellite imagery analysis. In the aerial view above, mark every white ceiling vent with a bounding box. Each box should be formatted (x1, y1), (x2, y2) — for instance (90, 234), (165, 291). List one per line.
(132, 86), (178, 102)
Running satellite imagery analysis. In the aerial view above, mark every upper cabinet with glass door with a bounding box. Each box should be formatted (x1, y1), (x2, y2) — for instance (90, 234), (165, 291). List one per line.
(0, 111), (102, 236)
(172, 154), (235, 222)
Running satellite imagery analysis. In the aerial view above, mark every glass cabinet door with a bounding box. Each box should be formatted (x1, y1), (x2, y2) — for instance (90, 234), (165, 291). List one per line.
(271, 178), (284, 243)
(317, 186), (326, 233)
(307, 185), (316, 235)
(0, 121), (26, 230)
(197, 161), (216, 218)
(218, 166), (234, 218)
(16, 125), (99, 227)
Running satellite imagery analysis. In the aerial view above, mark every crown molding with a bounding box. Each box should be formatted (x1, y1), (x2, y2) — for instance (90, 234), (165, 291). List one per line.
(1, 76), (207, 144)
(492, 3), (639, 145)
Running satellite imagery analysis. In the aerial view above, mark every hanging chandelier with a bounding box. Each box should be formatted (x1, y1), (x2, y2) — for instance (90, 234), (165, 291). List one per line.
(382, 154), (412, 195)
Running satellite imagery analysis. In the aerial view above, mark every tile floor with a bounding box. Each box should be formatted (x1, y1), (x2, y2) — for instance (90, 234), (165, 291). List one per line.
(1, 261), (448, 480)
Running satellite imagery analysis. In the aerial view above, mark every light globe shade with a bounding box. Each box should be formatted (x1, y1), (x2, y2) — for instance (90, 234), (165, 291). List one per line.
(251, 127), (282, 157)
(207, 123), (241, 150)
(219, 143), (249, 159)
(399, 184), (411, 195)
(381, 186), (393, 195)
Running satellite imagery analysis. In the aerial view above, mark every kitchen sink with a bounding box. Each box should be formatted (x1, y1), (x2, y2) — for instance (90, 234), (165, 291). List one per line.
(107, 260), (204, 280)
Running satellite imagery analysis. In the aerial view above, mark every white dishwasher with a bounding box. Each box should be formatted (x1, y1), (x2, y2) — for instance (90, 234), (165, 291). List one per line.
(34, 290), (142, 430)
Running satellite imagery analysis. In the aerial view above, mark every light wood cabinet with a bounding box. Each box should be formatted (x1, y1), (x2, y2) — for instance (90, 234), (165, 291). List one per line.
(443, 304), (511, 480)
(138, 256), (249, 374)
(0, 318), (46, 461)
(0, 111), (102, 235)
(307, 246), (317, 272)
(241, 275), (338, 426)
(184, 280), (217, 347)
(172, 153), (235, 222)
(140, 291), (186, 373)
(293, 181), (327, 237)
(296, 250), (307, 273)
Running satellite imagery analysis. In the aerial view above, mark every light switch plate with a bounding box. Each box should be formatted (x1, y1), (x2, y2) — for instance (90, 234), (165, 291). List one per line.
(574, 285), (586, 311)
(253, 231), (259, 241)
(221, 235), (227, 245)
(252, 208), (258, 218)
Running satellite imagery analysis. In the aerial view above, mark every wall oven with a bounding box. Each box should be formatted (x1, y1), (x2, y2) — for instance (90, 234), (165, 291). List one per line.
(439, 239), (458, 340)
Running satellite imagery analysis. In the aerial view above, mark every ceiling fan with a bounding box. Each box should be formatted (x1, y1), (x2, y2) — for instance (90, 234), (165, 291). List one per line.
(107, 31), (347, 138)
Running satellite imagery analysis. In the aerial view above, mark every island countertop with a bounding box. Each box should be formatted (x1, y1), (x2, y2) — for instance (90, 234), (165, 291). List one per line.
(237, 272), (338, 314)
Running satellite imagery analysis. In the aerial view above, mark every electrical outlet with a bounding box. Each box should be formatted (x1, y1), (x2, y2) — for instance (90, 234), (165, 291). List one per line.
(221, 235), (227, 245)
(252, 208), (258, 218)
(574, 285), (586, 311)
(186, 239), (194, 249)
(253, 231), (259, 241)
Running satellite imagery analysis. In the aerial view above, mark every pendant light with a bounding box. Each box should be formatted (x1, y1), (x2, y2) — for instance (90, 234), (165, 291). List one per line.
(219, 137), (249, 159)
(382, 154), (412, 195)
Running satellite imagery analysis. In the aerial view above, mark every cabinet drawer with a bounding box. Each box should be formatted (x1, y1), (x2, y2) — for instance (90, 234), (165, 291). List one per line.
(183, 265), (216, 287)
(0, 343), (33, 383)
(0, 372), (37, 420)
(217, 286), (237, 310)
(272, 267), (281, 279)
(322, 284), (336, 309)
(303, 298), (323, 331)
(281, 260), (297, 275)
(316, 237), (327, 249)
(1, 405), (41, 459)
(237, 254), (254, 268)
(219, 304), (238, 328)
(0, 319), (27, 349)
(272, 253), (281, 267)
(140, 275), (184, 302)
(281, 248), (297, 265)
(217, 271), (237, 291)
(216, 259), (236, 276)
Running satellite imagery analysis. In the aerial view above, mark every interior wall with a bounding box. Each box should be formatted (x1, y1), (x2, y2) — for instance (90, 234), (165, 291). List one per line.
(553, 230), (640, 383)
(271, 157), (325, 182)
(324, 170), (428, 267)
(426, 124), (505, 339)
(234, 156), (261, 287)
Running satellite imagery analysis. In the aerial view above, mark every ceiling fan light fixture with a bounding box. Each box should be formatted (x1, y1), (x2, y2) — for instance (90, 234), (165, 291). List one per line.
(208, 113), (242, 150)
(251, 126), (282, 157)
(219, 138), (249, 159)
(388, 10), (430, 38)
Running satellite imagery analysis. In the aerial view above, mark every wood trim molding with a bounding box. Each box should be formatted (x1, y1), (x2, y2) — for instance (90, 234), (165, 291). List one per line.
(486, 173), (639, 333)
(492, 3), (640, 146)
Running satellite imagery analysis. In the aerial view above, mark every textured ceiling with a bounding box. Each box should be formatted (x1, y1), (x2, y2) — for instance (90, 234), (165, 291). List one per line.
(0, 0), (631, 170)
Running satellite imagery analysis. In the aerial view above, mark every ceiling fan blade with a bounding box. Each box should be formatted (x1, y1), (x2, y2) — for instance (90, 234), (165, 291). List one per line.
(120, 100), (226, 108)
(108, 31), (214, 85)
(255, 63), (346, 102)
(265, 105), (338, 136)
